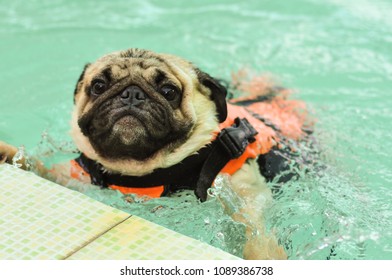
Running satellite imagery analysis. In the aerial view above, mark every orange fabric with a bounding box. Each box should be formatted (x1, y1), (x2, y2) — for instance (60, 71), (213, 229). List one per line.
(109, 185), (164, 198)
(247, 97), (307, 140)
(70, 159), (88, 180)
(218, 103), (275, 175)
(70, 159), (164, 198)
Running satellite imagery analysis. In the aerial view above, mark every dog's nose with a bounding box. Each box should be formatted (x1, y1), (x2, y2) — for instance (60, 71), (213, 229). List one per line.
(120, 85), (147, 106)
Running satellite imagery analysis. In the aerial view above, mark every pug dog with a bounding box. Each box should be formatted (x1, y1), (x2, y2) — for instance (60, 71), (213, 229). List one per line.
(0, 48), (311, 259)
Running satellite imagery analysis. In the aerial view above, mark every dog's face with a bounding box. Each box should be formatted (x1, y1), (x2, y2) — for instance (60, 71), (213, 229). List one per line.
(71, 49), (227, 175)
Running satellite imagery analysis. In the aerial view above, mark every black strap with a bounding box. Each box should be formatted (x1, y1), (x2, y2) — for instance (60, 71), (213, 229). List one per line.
(195, 118), (258, 201)
(75, 154), (108, 188)
(75, 147), (212, 189)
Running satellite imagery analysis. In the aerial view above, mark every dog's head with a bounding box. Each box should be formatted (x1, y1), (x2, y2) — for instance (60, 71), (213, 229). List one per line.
(71, 48), (227, 175)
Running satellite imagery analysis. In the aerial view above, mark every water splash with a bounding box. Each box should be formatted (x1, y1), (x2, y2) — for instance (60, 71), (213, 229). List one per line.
(32, 130), (79, 169)
(11, 146), (25, 168)
(265, 148), (392, 260)
(11, 145), (33, 170)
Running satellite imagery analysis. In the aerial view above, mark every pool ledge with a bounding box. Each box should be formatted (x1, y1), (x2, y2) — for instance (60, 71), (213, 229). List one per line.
(0, 164), (239, 260)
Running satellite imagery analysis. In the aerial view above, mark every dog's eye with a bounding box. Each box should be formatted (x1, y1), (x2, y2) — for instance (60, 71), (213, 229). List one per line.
(160, 85), (179, 101)
(91, 80), (107, 95)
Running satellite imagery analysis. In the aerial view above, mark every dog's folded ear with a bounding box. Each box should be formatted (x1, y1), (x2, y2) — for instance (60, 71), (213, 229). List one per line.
(196, 69), (228, 123)
(73, 63), (91, 103)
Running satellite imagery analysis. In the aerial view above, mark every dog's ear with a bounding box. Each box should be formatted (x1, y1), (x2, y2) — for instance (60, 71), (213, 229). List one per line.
(73, 63), (91, 103)
(196, 69), (228, 123)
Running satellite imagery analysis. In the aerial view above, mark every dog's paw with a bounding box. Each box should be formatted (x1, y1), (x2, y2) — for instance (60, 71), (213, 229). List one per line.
(0, 141), (18, 164)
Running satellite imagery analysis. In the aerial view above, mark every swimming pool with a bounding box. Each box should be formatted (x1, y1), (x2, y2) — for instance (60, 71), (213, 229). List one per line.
(1, 0), (391, 259)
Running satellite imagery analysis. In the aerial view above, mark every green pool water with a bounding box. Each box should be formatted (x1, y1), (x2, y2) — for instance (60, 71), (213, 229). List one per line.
(1, 0), (391, 259)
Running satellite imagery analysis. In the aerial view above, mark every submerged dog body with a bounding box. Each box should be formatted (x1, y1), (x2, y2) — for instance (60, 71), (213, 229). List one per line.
(0, 48), (310, 259)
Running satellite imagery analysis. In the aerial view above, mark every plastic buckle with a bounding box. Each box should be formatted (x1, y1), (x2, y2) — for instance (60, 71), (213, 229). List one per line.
(218, 117), (258, 159)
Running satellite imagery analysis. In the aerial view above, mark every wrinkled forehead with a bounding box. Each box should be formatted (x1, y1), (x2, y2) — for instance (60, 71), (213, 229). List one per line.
(85, 53), (175, 82)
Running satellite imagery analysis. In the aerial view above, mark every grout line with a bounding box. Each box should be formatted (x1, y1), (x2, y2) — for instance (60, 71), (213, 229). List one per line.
(62, 215), (133, 260)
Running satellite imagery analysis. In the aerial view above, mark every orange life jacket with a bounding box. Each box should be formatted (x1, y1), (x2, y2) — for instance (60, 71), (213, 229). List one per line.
(70, 94), (308, 200)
